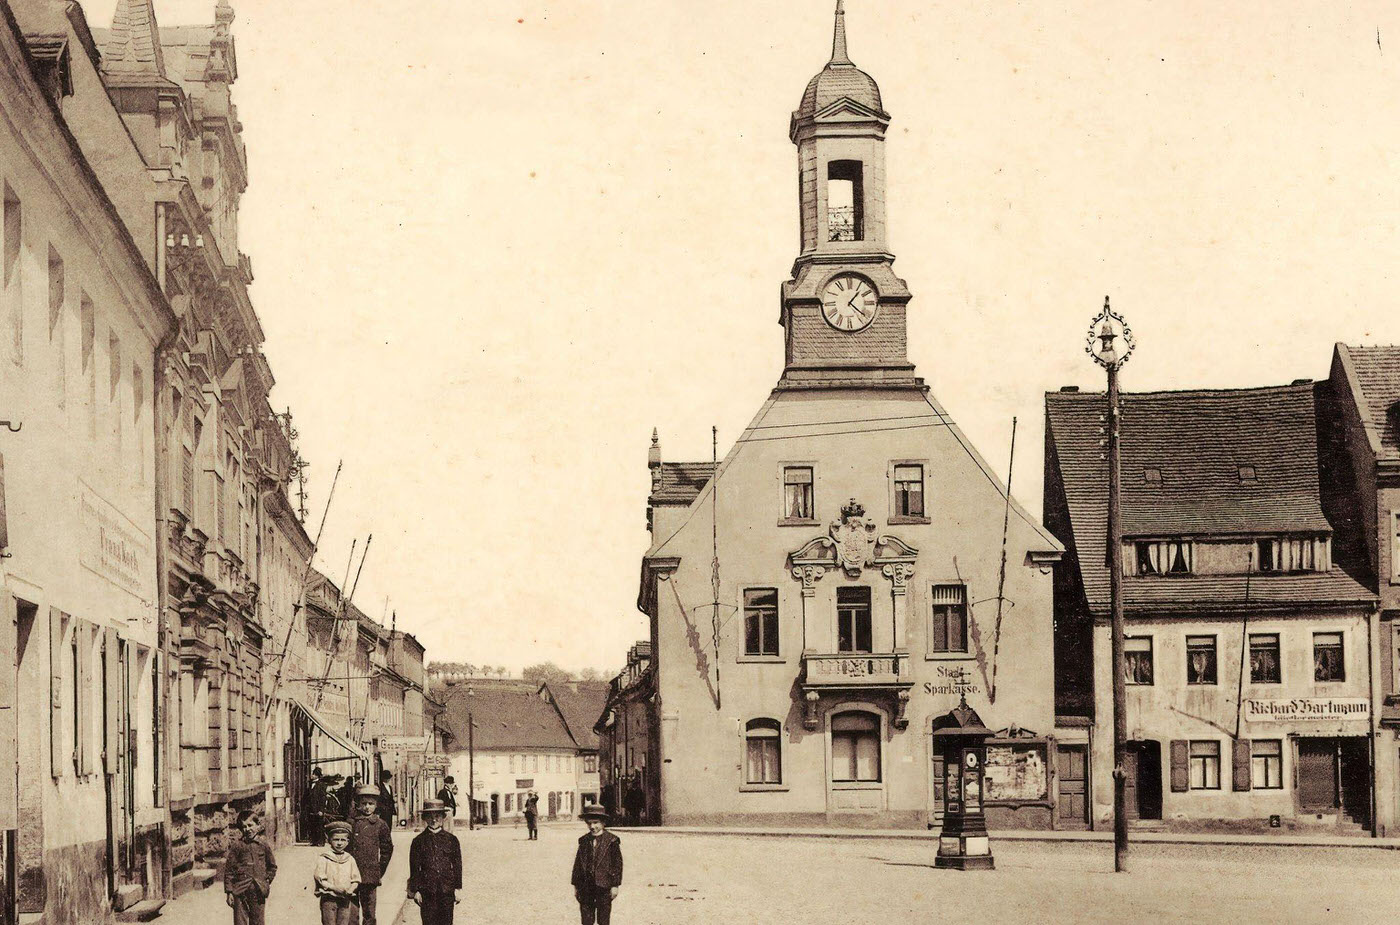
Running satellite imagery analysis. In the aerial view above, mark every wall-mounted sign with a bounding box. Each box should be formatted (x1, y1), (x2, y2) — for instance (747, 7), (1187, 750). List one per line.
(420, 754), (450, 774)
(515, 779), (534, 789)
(379, 735), (430, 754)
(79, 484), (153, 598)
(923, 664), (981, 697)
(1243, 698), (1369, 723)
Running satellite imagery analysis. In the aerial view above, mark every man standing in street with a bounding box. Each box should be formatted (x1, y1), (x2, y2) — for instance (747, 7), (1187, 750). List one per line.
(349, 784), (394, 925)
(571, 804), (622, 925)
(523, 791), (539, 840)
(377, 768), (397, 829)
(224, 811), (277, 925)
(436, 775), (458, 821)
(408, 800), (462, 925)
(305, 768), (327, 846)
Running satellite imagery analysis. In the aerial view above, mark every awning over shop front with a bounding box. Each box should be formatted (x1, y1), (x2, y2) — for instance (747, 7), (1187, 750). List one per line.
(289, 695), (369, 772)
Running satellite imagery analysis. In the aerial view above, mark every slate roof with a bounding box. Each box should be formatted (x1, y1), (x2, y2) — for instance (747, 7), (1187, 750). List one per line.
(441, 684), (577, 752)
(541, 681), (610, 752)
(95, 0), (166, 80)
(1336, 344), (1400, 461)
(649, 462), (714, 505)
(1046, 384), (1374, 615)
(794, 1), (883, 123)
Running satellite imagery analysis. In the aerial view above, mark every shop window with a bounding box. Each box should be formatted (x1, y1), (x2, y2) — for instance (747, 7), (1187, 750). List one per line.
(1252, 740), (1282, 790)
(830, 711), (880, 782)
(1186, 636), (1217, 685)
(826, 160), (863, 242)
(1313, 633), (1345, 682)
(1249, 634), (1281, 684)
(929, 584), (967, 653)
(893, 464), (924, 518)
(837, 587), (872, 654)
(783, 466), (814, 521)
(1135, 539), (1191, 575)
(743, 588), (780, 657)
(1124, 636), (1153, 685)
(744, 719), (782, 785)
(1189, 740), (1220, 790)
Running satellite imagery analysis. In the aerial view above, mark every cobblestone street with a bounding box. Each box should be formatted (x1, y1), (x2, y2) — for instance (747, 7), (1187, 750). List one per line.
(403, 826), (1400, 925)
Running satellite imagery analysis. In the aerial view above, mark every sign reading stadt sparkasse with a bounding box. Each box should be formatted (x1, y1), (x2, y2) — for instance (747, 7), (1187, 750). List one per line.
(1243, 698), (1369, 723)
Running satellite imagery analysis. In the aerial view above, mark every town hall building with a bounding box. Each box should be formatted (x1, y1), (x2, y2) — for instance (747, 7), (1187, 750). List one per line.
(636, 3), (1073, 830)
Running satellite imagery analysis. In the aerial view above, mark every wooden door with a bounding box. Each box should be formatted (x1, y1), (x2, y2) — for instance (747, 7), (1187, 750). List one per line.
(1298, 739), (1339, 810)
(1055, 745), (1088, 829)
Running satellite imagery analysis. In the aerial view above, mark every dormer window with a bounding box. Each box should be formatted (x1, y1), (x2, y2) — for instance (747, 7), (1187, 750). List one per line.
(1238, 465), (1257, 483)
(1143, 468), (1162, 485)
(827, 160), (864, 242)
(1135, 539), (1192, 576)
(1256, 536), (1330, 573)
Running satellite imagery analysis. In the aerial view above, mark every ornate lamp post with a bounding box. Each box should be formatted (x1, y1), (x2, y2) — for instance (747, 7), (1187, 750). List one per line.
(1085, 296), (1135, 873)
(932, 696), (995, 870)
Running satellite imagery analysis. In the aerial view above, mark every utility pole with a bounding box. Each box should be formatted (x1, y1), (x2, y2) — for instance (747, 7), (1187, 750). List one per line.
(1087, 296), (1135, 873)
(467, 710), (475, 831)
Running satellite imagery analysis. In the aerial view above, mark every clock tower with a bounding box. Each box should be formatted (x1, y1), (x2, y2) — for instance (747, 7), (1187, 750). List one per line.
(779, 1), (918, 390)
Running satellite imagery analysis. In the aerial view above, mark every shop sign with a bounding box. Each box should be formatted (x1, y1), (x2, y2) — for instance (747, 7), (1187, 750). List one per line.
(79, 483), (153, 598)
(421, 754), (451, 774)
(1243, 698), (1369, 723)
(380, 735), (430, 753)
(922, 664), (981, 697)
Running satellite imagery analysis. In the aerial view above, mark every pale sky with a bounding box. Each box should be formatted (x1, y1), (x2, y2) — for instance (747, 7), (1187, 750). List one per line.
(117, 0), (1400, 675)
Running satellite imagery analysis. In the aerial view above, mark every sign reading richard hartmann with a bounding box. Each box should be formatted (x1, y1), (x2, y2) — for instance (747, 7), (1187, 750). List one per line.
(1243, 698), (1370, 723)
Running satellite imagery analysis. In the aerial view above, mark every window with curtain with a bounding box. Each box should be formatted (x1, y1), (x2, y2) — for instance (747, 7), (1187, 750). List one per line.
(1257, 536), (1330, 573)
(744, 719), (782, 785)
(1134, 539), (1192, 575)
(1189, 740), (1220, 790)
(837, 587), (872, 654)
(893, 464), (924, 517)
(1124, 636), (1153, 685)
(783, 466), (814, 520)
(1313, 633), (1344, 682)
(1249, 634), (1280, 684)
(831, 711), (880, 782)
(930, 584), (967, 653)
(1186, 636), (1217, 685)
(743, 588), (779, 656)
(1252, 740), (1282, 789)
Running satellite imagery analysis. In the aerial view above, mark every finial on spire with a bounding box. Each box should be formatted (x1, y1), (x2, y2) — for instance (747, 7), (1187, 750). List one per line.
(830, 0), (852, 66)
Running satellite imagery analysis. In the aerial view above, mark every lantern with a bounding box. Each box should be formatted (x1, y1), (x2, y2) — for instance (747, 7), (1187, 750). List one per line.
(932, 695), (994, 870)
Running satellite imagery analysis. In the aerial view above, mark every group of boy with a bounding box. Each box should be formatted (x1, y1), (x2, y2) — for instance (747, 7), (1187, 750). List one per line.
(225, 787), (622, 925)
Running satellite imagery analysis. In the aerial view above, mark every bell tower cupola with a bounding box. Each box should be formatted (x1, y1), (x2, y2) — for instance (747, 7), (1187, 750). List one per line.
(779, 1), (918, 390)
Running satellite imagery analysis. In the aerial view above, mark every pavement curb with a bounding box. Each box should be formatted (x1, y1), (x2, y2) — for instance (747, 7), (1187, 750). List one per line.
(611, 825), (1400, 851)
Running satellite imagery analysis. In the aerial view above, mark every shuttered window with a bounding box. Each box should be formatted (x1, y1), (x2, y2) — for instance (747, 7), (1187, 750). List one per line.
(49, 608), (64, 777)
(930, 584), (967, 654)
(1189, 740), (1220, 790)
(1252, 740), (1282, 790)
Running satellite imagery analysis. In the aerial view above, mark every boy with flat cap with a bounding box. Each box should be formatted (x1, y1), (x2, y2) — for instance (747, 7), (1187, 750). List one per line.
(224, 810), (276, 925)
(408, 799), (461, 925)
(571, 804), (622, 925)
(349, 783), (394, 925)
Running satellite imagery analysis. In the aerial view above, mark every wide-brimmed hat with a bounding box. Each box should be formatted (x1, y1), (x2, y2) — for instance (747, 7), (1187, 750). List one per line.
(420, 799), (448, 815)
(355, 784), (380, 799)
(324, 820), (352, 837)
(579, 803), (609, 821)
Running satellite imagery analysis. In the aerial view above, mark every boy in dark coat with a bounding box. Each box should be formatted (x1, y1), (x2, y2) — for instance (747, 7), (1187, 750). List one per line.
(408, 799), (462, 925)
(571, 804), (622, 925)
(349, 784), (395, 925)
(224, 810), (277, 925)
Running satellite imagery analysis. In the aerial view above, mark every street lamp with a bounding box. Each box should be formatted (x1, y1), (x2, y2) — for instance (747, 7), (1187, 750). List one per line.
(1085, 296), (1135, 873)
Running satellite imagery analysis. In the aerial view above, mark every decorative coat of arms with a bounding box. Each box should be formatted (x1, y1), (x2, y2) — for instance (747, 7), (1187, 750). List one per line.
(830, 498), (877, 577)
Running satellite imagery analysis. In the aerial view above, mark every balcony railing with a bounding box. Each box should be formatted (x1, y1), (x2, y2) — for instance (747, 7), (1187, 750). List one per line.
(802, 651), (912, 689)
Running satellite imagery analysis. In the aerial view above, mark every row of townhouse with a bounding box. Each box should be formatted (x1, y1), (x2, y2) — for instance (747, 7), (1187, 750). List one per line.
(0, 2), (441, 922)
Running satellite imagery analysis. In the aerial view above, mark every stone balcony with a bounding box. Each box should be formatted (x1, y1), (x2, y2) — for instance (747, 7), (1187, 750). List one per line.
(800, 651), (913, 730)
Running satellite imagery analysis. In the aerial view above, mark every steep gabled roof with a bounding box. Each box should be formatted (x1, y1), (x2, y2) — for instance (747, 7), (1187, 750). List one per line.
(1046, 384), (1373, 616)
(95, 0), (167, 81)
(1335, 343), (1400, 462)
(649, 462), (714, 506)
(441, 684), (577, 752)
(540, 681), (610, 751)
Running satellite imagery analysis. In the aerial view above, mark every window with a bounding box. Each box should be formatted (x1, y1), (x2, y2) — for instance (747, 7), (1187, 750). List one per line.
(744, 719), (782, 785)
(1186, 636), (1217, 685)
(1249, 634), (1281, 684)
(505, 794), (513, 812)
(1314, 633), (1344, 682)
(1124, 636), (1153, 685)
(215, 474), (226, 544)
(584, 755), (596, 774)
(1135, 539), (1191, 575)
(4, 185), (20, 364)
(837, 586), (872, 654)
(826, 160), (864, 242)
(1143, 467), (1162, 485)
(830, 711), (880, 782)
(1257, 536), (1329, 573)
(893, 464), (924, 518)
(782, 466), (814, 521)
(530, 754), (538, 772)
(1189, 740), (1220, 790)
(929, 584), (967, 653)
(1252, 739), (1282, 790)
(743, 588), (779, 657)
(1238, 465), (1257, 483)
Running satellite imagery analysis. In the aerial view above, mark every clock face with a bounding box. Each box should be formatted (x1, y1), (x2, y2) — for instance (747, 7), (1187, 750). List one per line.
(821, 275), (878, 332)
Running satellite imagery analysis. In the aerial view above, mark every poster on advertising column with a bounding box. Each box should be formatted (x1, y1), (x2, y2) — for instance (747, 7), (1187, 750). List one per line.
(984, 744), (1048, 802)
